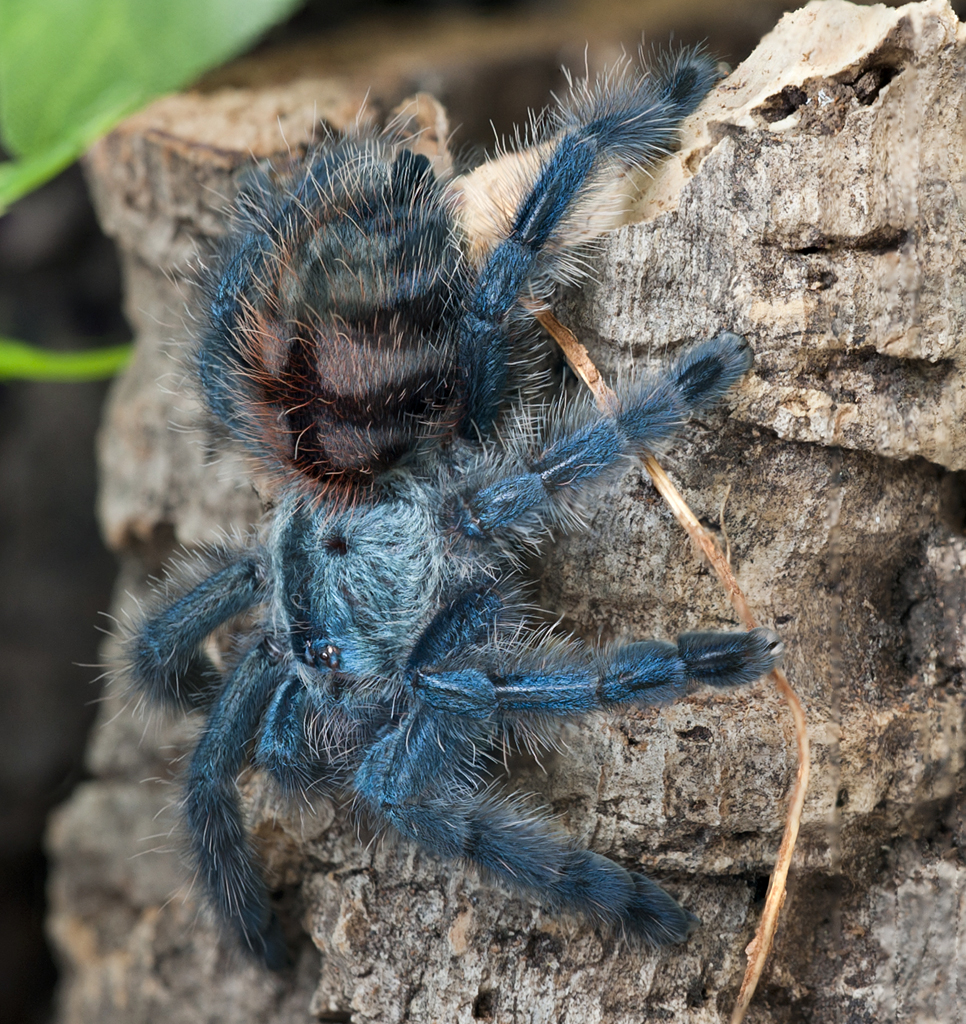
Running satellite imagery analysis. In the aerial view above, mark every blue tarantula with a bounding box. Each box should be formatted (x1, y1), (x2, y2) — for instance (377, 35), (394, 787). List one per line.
(128, 49), (782, 968)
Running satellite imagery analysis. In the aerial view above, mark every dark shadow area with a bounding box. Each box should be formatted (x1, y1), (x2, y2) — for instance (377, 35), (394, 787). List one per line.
(0, 165), (124, 1024)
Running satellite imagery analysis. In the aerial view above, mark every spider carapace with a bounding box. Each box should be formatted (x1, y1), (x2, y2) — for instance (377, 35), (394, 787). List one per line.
(128, 49), (783, 967)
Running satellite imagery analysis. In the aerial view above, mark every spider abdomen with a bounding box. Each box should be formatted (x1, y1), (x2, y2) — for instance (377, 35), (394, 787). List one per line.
(199, 144), (470, 499)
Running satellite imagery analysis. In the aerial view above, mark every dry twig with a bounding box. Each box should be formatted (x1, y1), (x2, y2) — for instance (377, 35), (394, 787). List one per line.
(534, 307), (810, 1024)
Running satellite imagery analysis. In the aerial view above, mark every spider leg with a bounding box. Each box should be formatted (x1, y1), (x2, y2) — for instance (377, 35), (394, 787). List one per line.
(449, 332), (753, 539)
(355, 711), (698, 944)
(256, 676), (380, 795)
(184, 638), (289, 968)
(413, 627), (783, 719)
(129, 553), (266, 710)
(255, 675), (320, 793)
(458, 50), (720, 434)
(405, 582), (506, 671)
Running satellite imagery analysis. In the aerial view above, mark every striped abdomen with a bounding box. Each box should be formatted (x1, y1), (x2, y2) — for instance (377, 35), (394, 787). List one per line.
(198, 142), (468, 500)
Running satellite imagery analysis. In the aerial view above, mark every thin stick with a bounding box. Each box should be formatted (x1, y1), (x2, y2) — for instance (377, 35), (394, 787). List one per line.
(534, 307), (810, 1024)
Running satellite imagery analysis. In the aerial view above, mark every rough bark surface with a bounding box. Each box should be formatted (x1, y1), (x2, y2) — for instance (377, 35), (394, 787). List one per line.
(49, 2), (965, 1022)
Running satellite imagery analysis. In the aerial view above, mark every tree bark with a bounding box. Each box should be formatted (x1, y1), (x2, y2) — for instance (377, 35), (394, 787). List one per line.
(49, 2), (966, 1021)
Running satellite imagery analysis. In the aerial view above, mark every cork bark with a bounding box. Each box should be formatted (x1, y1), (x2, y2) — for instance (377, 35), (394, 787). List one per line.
(49, 2), (966, 1022)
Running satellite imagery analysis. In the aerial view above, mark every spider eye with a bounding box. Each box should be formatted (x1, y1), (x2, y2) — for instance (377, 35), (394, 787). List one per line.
(304, 639), (342, 669)
(320, 644), (342, 669)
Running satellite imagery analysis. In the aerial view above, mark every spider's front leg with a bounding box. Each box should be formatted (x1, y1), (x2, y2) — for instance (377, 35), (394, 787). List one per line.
(254, 675), (322, 793)
(184, 637), (290, 968)
(395, 625), (779, 943)
(354, 711), (699, 945)
(254, 674), (381, 795)
(413, 627), (782, 719)
(128, 550), (290, 966)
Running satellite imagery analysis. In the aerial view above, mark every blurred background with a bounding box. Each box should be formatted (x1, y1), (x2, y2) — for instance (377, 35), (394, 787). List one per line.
(0, 0), (953, 1020)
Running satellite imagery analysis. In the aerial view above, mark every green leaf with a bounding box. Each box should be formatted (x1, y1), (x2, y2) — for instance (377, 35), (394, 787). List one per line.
(0, 0), (303, 206)
(0, 338), (132, 381)
(0, 88), (139, 211)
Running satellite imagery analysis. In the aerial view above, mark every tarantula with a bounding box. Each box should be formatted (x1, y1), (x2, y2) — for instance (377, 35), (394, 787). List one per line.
(128, 49), (783, 968)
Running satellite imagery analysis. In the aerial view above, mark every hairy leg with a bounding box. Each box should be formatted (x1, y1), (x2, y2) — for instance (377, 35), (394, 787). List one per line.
(355, 711), (700, 944)
(457, 50), (721, 434)
(405, 582), (507, 672)
(184, 638), (289, 968)
(256, 675), (385, 795)
(412, 626), (783, 718)
(255, 676), (319, 793)
(448, 332), (753, 540)
(128, 552), (266, 710)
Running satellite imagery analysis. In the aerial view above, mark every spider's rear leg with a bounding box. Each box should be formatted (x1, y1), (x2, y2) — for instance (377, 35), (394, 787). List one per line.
(184, 638), (290, 968)
(652, 46), (723, 116)
(456, 50), (721, 435)
(354, 711), (699, 944)
(449, 332), (753, 538)
(128, 552), (266, 711)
